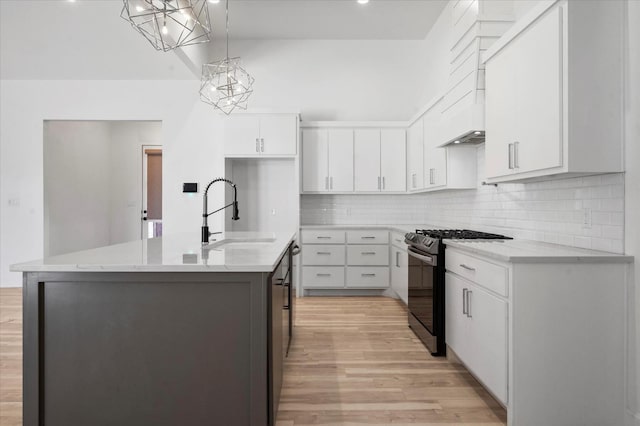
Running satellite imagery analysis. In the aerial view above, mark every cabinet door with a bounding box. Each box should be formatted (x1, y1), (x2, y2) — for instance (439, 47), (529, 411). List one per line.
(466, 283), (508, 404)
(225, 115), (261, 156)
(445, 273), (472, 363)
(301, 129), (328, 192)
(354, 129), (381, 192)
(407, 119), (424, 190)
(391, 247), (408, 305)
(380, 129), (406, 192)
(485, 41), (517, 179)
(514, 6), (563, 174)
(260, 114), (297, 156)
(425, 146), (447, 188)
(328, 129), (354, 192)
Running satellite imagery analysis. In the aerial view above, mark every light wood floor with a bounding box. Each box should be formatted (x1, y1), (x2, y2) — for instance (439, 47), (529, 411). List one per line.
(0, 288), (506, 426)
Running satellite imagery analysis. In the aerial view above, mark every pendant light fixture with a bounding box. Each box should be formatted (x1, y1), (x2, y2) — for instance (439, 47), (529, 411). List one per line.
(121, 0), (212, 52)
(199, 0), (255, 114)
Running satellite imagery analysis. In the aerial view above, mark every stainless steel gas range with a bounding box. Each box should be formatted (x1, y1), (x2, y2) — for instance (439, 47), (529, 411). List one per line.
(404, 229), (512, 356)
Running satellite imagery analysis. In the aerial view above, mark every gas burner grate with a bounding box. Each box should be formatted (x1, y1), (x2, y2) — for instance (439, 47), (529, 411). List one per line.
(416, 229), (512, 240)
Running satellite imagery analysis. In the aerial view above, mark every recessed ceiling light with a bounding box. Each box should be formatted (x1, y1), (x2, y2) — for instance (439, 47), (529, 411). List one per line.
(454, 140), (461, 144)
(474, 131), (482, 135)
(357, 0), (369, 4)
(208, 0), (220, 3)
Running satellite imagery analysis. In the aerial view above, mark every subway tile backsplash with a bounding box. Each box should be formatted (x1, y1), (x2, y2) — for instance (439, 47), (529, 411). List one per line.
(301, 146), (625, 253)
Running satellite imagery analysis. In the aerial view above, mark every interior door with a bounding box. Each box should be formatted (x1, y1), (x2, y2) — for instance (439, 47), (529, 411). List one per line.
(301, 129), (328, 192)
(354, 129), (381, 192)
(327, 129), (354, 192)
(142, 146), (162, 239)
(259, 114), (297, 156)
(380, 129), (406, 192)
(225, 115), (260, 155)
(515, 6), (563, 174)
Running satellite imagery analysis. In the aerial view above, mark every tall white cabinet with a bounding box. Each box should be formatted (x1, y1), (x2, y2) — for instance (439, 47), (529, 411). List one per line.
(301, 129), (354, 192)
(484, 0), (624, 182)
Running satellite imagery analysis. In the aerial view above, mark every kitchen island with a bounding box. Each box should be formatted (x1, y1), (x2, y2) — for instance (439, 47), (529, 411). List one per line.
(11, 231), (297, 426)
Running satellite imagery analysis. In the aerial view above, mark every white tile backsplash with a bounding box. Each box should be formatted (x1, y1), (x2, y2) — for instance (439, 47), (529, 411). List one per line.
(301, 145), (625, 253)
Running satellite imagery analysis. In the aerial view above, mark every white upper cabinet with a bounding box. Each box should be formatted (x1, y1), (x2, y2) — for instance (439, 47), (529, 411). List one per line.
(225, 114), (298, 157)
(327, 129), (354, 192)
(302, 128), (354, 193)
(407, 119), (424, 192)
(484, 0), (624, 182)
(354, 129), (381, 192)
(380, 129), (406, 192)
(354, 129), (406, 193)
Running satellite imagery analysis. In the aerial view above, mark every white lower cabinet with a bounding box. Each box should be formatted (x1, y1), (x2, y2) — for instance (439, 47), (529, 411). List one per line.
(301, 228), (391, 291)
(446, 272), (507, 404)
(390, 245), (408, 305)
(445, 246), (629, 426)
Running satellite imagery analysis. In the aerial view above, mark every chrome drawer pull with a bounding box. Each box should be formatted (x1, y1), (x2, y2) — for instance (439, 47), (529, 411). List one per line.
(316, 252), (331, 255)
(361, 273), (376, 277)
(317, 236), (332, 239)
(462, 288), (468, 315)
(316, 273), (331, 277)
(459, 264), (476, 271)
(466, 290), (472, 318)
(361, 252), (376, 255)
(361, 236), (376, 239)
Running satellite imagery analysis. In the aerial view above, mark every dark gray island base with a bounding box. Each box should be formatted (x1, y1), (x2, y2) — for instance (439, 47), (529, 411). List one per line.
(22, 244), (293, 426)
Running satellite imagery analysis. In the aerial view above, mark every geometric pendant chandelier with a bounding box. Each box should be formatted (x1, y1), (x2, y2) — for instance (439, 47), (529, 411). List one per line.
(121, 0), (212, 52)
(199, 0), (255, 114)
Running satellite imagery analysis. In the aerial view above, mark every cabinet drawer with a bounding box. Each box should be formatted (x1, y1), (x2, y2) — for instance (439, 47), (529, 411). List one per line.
(302, 245), (345, 266)
(301, 230), (346, 244)
(446, 249), (508, 297)
(302, 267), (345, 288)
(346, 267), (389, 288)
(346, 230), (389, 244)
(390, 231), (408, 248)
(347, 245), (389, 266)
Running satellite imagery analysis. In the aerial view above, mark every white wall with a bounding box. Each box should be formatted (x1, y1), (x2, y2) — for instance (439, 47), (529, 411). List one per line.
(0, 80), (225, 287)
(43, 121), (112, 256)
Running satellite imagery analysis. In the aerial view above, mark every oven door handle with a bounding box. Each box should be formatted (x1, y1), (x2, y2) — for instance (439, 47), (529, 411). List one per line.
(408, 249), (437, 266)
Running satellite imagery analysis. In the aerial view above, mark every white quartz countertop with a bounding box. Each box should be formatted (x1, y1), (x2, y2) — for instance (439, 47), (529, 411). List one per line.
(444, 239), (634, 263)
(10, 232), (297, 273)
(300, 224), (429, 234)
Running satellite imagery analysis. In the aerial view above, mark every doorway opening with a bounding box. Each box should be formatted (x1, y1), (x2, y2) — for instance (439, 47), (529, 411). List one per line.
(43, 120), (162, 257)
(142, 146), (163, 239)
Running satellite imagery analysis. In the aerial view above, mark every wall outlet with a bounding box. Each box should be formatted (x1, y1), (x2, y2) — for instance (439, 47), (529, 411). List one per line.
(582, 207), (592, 229)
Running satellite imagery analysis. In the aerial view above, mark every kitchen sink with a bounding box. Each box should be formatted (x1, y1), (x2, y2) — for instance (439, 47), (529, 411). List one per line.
(204, 237), (277, 249)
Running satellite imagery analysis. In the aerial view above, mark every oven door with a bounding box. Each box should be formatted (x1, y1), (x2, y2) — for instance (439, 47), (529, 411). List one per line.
(407, 247), (438, 335)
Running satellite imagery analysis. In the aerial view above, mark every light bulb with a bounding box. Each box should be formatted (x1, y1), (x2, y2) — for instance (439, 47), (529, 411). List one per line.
(357, 0), (369, 4)
(208, 0), (220, 3)
(210, 86), (217, 92)
(474, 131), (482, 135)
(135, 5), (144, 12)
(162, 24), (168, 34)
(454, 140), (461, 144)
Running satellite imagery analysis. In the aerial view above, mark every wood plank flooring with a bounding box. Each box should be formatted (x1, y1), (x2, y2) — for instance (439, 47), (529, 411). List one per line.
(277, 296), (506, 425)
(0, 288), (506, 426)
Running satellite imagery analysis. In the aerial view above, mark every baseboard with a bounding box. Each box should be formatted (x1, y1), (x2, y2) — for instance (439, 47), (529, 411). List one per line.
(626, 409), (640, 426)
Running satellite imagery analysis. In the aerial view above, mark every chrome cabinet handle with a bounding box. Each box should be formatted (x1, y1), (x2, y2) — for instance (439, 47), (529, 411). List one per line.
(396, 251), (400, 267)
(430, 168), (435, 185)
(361, 236), (376, 240)
(514, 141), (520, 169)
(362, 273), (376, 277)
(260, 138), (264, 152)
(330, 176), (333, 190)
(378, 176), (381, 190)
(325, 176), (328, 190)
(467, 290), (473, 318)
(459, 264), (476, 271)
(462, 288), (468, 315)
(256, 138), (259, 152)
(412, 173), (416, 188)
(316, 273), (331, 277)
(382, 176), (386, 189)
(361, 252), (376, 255)
(316, 236), (331, 239)
(316, 252), (331, 255)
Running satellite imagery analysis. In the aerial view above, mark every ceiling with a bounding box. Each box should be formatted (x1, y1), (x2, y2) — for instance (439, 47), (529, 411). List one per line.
(207, 0), (447, 40)
(0, 0), (446, 80)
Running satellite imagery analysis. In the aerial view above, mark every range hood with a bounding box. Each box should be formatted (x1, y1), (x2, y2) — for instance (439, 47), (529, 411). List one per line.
(435, 1), (514, 148)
